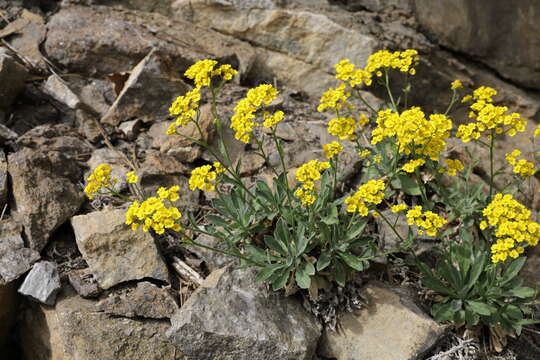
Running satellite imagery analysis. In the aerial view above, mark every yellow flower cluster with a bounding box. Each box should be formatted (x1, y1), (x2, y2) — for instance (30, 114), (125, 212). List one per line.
(402, 158), (425, 173)
(262, 110), (284, 128)
(481, 193), (540, 263)
(391, 203), (408, 213)
(457, 86), (526, 142)
(344, 179), (386, 216)
(169, 88), (201, 128)
(84, 164), (116, 200)
(189, 162), (225, 192)
(451, 80), (463, 90)
(358, 149), (372, 158)
(184, 59), (237, 89)
(371, 107), (452, 161)
(335, 59), (373, 87)
(294, 160), (331, 207)
(439, 159), (464, 176)
(506, 149), (536, 178)
(534, 124), (540, 137)
(328, 116), (358, 140)
(231, 84), (278, 143)
(405, 206), (447, 237)
(323, 141), (344, 159)
(317, 84), (352, 112)
(125, 187), (182, 234)
(126, 171), (138, 184)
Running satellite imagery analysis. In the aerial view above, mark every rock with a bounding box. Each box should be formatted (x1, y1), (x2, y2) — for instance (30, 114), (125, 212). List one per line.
(96, 281), (178, 319)
(0, 221), (40, 284)
(0, 123), (18, 145)
(102, 49), (190, 125)
(0, 49), (29, 108)
(375, 209), (410, 252)
(239, 153), (265, 176)
(140, 150), (191, 175)
(186, 233), (234, 271)
(348, 0), (412, 11)
(167, 266), (322, 360)
(8, 148), (84, 251)
(42, 74), (82, 109)
(139, 171), (199, 210)
(119, 119), (143, 140)
(71, 209), (170, 289)
(18, 261), (61, 306)
(0, 151), (6, 209)
(86, 147), (130, 192)
(0, 10), (46, 70)
(20, 287), (182, 360)
(319, 282), (445, 360)
(0, 282), (18, 348)
(75, 109), (102, 143)
(414, 0), (540, 90)
(67, 268), (102, 298)
(45, 5), (255, 77)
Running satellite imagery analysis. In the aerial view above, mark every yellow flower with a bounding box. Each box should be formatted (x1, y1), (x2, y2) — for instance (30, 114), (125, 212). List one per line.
(126, 171), (138, 184)
(294, 160), (331, 207)
(189, 164), (220, 192)
(505, 150), (536, 177)
(169, 88), (201, 127)
(373, 155), (382, 163)
(157, 186), (181, 202)
(262, 110), (284, 128)
(345, 179), (386, 215)
(358, 149), (372, 158)
(166, 123), (177, 135)
(84, 164), (116, 199)
(323, 141), (344, 159)
(184, 59), (216, 88)
(294, 187), (316, 207)
(402, 158), (425, 173)
(364, 49), (419, 76)
(317, 84), (351, 112)
(534, 124), (540, 137)
(211, 64), (238, 81)
(328, 116), (358, 140)
(406, 206), (447, 237)
(125, 193), (182, 235)
(444, 159), (464, 176)
(451, 80), (463, 90)
(213, 161), (226, 174)
(335, 59), (373, 87)
(391, 204), (408, 213)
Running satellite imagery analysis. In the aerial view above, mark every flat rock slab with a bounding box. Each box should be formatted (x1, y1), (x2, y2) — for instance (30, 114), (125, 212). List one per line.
(319, 282), (446, 360)
(18, 261), (61, 306)
(19, 287), (182, 360)
(96, 281), (178, 319)
(71, 209), (169, 289)
(167, 266), (322, 360)
(67, 268), (102, 299)
(0, 221), (40, 284)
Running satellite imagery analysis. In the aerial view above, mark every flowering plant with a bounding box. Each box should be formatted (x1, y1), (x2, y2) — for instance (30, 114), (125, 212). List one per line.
(84, 50), (540, 342)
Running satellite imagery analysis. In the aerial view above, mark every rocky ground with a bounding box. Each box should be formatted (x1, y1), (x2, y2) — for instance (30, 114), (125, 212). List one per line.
(1, 0), (540, 359)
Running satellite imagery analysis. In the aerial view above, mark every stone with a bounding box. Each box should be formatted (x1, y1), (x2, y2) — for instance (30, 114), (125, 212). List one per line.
(42, 74), (82, 109)
(0, 151), (6, 209)
(0, 10), (46, 70)
(375, 209), (410, 252)
(18, 261), (61, 306)
(71, 209), (170, 289)
(139, 171), (198, 210)
(239, 153), (265, 176)
(8, 148), (84, 251)
(75, 109), (102, 143)
(0, 123), (18, 145)
(319, 282), (445, 360)
(20, 286), (182, 360)
(96, 281), (178, 319)
(0, 49), (29, 108)
(413, 0), (540, 90)
(119, 119), (143, 140)
(86, 147), (130, 192)
(102, 49), (190, 125)
(0, 282), (18, 348)
(140, 150), (191, 175)
(0, 221), (40, 284)
(67, 268), (101, 298)
(186, 233), (234, 271)
(167, 266), (322, 360)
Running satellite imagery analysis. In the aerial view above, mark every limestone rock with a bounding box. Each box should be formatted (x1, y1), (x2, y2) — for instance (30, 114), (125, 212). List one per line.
(186, 234), (234, 271)
(0, 221), (40, 284)
(96, 281), (178, 319)
(0, 49), (29, 108)
(20, 287), (181, 360)
(71, 209), (170, 289)
(8, 148), (84, 251)
(42, 74), (82, 109)
(138, 169), (198, 210)
(319, 282), (445, 360)
(18, 261), (61, 305)
(119, 119), (143, 140)
(167, 266), (322, 360)
(67, 268), (102, 298)
(102, 49), (190, 125)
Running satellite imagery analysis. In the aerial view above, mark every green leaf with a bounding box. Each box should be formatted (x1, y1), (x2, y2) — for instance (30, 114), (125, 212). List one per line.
(466, 300), (494, 316)
(500, 257), (527, 285)
(508, 286), (536, 299)
(264, 235), (288, 256)
(295, 223), (310, 256)
(206, 215), (230, 228)
(391, 175), (422, 196)
(344, 219), (368, 241)
(317, 251), (332, 271)
(244, 245), (268, 263)
(432, 302), (455, 322)
(335, 261), (346, 287)
(271, 268), (290, 291)
(274, 219), (291, 253)
(338, 252), (366, 271)
(255, 264), (285, 282)
(295, 262), (315, 289)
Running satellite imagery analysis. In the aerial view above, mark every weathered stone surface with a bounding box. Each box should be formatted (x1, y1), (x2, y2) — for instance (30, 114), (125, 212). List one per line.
(119, 119), (142, 140)
(319, 282), (445, 360)
(8, 148), (84, 251)
(102, 49), (189, 125)
(140, 150), (191, 175)
(45, 5), (255, 77)
(0, 49), (29, 108)
(96, 281), (178, 319)
(0, 123), (18, 145)
(42, 74), (82, 109)
(20, 287), (182, 360)
(18, 261), (61, 306)
(186, 234), (234, 271)
(414, 0), (540, 90)
(167, 266), (321, 360)
(71, 209), (170, 289)
(0, 282), (18, 348)
(0, 151), (6, 209)
(0, 221), (40, 284)
(67, 268), (102, 298)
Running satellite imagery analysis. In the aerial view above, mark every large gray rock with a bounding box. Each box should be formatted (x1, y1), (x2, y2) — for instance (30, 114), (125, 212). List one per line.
(167, 266), (322, 360)
(96, 281), (178, 319)
(18, 261), (61, 306)
(71, 209), (170, 289)
(414, 0), (540, 90)
(102, 49), (189, 125)
(319, 282), (446, 360)
(8, 147), (84, 251)
(0, 221), (40, 284)
(20, 287), (182, 360)
(0, 49), (28, 108)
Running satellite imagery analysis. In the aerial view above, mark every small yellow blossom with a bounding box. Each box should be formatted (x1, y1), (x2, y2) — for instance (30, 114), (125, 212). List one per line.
(391, 204), (408, 213)
(318, 84), (352, 112)
(505, 150), (536, 177)
(125, 192), (182, 234)
(345, 179), (386, 216)
(534, 124), (540, 137)
(84, 164), (116, 200)
(451, 80), (463, 90)
(402, 158), (425, 173)
(358, 149), (372, 158)
(294, 160), (331, 207)
(169, 88), (201, 127)
(157, 185), (180, 202)
(328, 117), (358, 140)
(444, 159), (464, 176)
(126, 171), (138, 184)
(262, 110), (284, 128)
(406, 206), (447, 237)
(166, 123), (177, 135)
(189, 164), (222, 192)
(213, 161), (226, 174)
(323, 141), (344, 159)
(373, 155), (382, 163)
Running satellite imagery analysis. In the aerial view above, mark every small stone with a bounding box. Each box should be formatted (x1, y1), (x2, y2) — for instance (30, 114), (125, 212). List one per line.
(0, 48), (29, 108)
(18, 261), (61, 306)
(67, 268), (101, 298)
(319, 282), (446, 360)
(71, 209), (170, 289)
(0, 123), (18, 145)
(185, 234), (234, 271)
(96, 281), (178, 319)
(119, 119), (142, 140)
(42, 74), (82, 109)
(0, 221), (40, 284)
